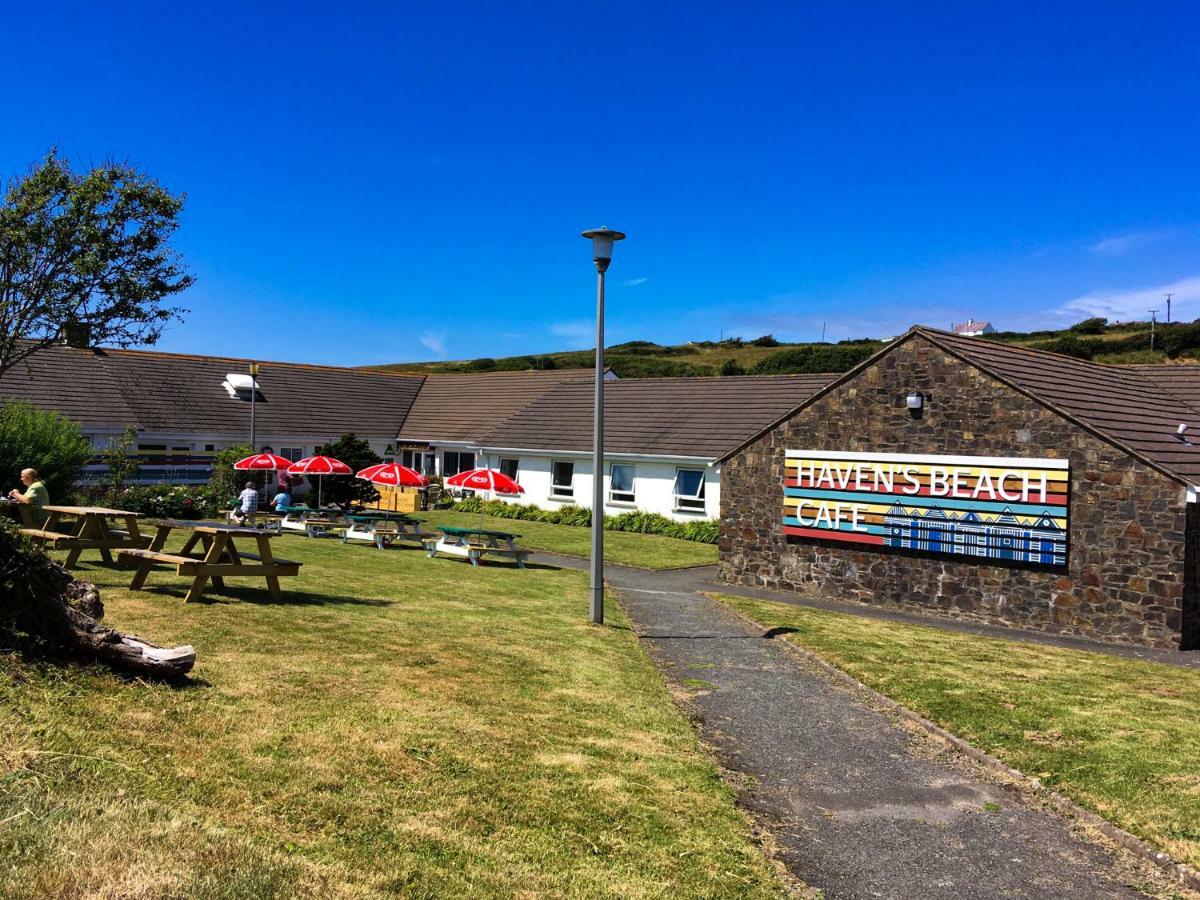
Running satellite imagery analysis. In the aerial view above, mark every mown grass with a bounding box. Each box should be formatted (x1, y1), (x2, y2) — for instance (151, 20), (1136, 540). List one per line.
(422, 509), (717, 569)
(0, 536), (785, 898)
(716, 594), (1200, 869)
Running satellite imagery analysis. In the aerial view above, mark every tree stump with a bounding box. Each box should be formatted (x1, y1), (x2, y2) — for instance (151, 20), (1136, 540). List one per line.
(0, 522), (195, 679)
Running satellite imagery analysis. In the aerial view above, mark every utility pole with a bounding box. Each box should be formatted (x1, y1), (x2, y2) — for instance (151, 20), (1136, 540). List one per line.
(249, 362), (259, 451)
(821, 321), (826, 342)
(1149, 310), (1158, 351)
(1166, 293), (1174, 324)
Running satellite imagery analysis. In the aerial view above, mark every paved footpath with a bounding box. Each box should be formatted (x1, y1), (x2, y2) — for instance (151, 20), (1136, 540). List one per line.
(539, 556), (1173, 899)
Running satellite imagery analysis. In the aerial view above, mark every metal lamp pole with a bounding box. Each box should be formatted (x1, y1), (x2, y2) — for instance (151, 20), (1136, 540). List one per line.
(581, 227), (626, 625)
(249, 362), (260, 452)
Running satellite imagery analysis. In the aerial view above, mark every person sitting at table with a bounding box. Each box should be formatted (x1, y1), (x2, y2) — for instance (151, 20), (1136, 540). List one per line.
(271, 486), (292, 513)
(231, 481), (259, 525)
(8, 468), (49, 526)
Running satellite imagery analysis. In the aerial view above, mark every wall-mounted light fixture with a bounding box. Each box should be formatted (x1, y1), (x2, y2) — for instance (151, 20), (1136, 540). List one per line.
(905, 391), (924, 410)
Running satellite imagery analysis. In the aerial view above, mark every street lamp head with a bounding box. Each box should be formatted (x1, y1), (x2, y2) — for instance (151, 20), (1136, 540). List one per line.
(581, 226), (626, 273)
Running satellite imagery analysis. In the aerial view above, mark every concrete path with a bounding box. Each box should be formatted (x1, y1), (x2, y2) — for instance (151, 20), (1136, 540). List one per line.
(536, 555), (1174, 899)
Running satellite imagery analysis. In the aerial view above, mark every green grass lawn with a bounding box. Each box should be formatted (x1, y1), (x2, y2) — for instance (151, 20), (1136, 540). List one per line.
(0, 536), (785, 898)
(422, 509), (717, 569)
(716, 594), (1200, 869)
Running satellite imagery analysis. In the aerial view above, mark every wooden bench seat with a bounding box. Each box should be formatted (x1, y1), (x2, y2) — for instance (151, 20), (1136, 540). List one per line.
(20, 528), (78, 547)
(119, 548), (199, 567)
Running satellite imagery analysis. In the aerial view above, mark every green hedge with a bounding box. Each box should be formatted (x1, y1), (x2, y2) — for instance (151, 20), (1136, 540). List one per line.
(447, 497), (719, 543)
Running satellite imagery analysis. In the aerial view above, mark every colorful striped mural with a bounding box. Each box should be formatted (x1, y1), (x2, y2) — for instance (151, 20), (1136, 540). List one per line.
(783, 450), (1069, 567)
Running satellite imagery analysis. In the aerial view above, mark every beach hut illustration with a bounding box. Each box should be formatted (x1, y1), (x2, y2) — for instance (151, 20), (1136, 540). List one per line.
(882, 502), (1065, 565)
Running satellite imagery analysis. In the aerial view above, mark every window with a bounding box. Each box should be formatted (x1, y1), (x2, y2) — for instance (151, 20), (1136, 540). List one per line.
(280, 447), (304, 462)
(204, 444), (216, 453)
(551, 461), (575, 500)
(673, 468), (706, 512)
(443, 451), (475, 477)
(499, 458), (519, 481)
(609, 464), (635, 504)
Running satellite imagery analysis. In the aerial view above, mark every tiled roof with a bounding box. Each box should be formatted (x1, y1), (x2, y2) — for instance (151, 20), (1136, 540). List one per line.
(0, 343), (425, 439)
(396, 369), (597, 444)
(952, 320), (992, 334)
(921, 328), (1200, 484)
(716, 327), (1200, 486)
(1122, 364), (1200, 409)
(479, 374), (837, 458)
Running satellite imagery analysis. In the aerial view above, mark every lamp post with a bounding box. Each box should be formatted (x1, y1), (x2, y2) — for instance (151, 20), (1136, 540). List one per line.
(249, 362), (260, 452)
(581, 226), (625, 625)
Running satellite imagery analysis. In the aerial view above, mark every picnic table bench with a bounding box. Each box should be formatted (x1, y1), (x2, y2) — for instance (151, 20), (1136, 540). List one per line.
(342, 512), (436, 549)
(278, 506), (347, 538)
(424, 525), (531, 568)
(17, 505), (150, 568)
(118, 520), (301, 602)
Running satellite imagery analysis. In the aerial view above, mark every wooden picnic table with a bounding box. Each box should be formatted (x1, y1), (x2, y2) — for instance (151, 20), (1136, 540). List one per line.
(118, 520), (301, 603)
(20, 504), (150, 568)
(342, 512), (435, 549)
(425, 525), (531, 568)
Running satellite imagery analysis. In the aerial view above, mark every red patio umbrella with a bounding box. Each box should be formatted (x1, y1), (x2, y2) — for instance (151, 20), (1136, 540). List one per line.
(356, 463), (429, 488)
(233, 453), (294, 471)
(287, 455), (352, 508)
(446, 468), (524, 495)
(446, 467), (524, 527)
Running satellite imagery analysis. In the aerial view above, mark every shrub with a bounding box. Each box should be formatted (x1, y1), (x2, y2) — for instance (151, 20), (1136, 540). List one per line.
(312, 434), (381, 506)
(751, 343), (878, 374)
(1069, 316), (1108, 335)
(442, 497), (718, 543)
(210, 443), (252, 499)
(79, 483), (227, 520)
(1030, 336), (1096, 360)
(750, 334), (780, 347)
(719, 358), (746, 376)
(0, 401), (92, 502)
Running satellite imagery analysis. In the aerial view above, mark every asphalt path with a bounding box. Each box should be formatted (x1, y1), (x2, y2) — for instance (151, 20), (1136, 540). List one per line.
(534, 554), (1181, 899)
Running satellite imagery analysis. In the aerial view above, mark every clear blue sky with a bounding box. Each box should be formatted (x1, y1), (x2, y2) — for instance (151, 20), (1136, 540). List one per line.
(3, 2), (1198, 365)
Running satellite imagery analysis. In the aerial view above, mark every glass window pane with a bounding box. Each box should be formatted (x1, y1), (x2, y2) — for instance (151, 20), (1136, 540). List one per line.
(610, 464), (634, 493)
(552, 462), (574, 490)
(500, 458), (519, 480)
(674, 468), (704, 498)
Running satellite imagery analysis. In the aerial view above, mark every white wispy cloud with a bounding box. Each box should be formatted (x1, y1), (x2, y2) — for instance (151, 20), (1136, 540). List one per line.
(420, 331), (446, 356)
(549, 320), (595, 349)
(621, 277), (649, 287)
(1087, 230), (1170, 256)
(1056, 275), (1200, 322)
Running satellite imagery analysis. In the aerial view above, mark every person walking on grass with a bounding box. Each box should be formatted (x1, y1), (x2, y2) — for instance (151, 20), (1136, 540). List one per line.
(231, 481), (259, 525)
(8, 468), (49, 526)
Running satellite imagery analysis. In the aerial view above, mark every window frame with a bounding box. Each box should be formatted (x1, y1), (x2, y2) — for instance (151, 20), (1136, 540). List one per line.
(608, 463), (636, 506)
(280, 447), (304, 463)
(673, 467), (707, 513)
(443, 451), (476, 478)
(499, 457), (520, 482)
(550, 460), (575, 500)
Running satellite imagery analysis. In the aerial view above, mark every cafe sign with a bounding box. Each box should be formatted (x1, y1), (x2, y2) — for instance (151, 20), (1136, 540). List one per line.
(783, 450), (1068, 567)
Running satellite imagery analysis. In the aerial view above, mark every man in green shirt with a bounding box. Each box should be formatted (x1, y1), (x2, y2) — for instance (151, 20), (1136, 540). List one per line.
(8, 467), (49, 526)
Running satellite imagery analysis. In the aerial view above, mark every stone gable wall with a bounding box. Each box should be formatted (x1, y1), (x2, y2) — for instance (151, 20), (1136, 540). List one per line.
(718, 335), (1196, 649)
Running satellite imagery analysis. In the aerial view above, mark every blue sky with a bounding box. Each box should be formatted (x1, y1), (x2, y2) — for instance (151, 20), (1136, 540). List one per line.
(3, 2), (1198, 365)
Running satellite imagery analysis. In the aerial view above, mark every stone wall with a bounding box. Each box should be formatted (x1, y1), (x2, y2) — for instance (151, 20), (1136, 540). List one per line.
(719, 334), (1197, 649)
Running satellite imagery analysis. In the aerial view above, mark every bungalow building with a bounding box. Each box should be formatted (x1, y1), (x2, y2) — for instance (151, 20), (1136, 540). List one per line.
(0, 343), (834, 520)
(717, 326), (1200, 650)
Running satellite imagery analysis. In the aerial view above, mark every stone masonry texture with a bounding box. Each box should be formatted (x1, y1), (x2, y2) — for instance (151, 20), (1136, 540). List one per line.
(719, 334), (1199, 650)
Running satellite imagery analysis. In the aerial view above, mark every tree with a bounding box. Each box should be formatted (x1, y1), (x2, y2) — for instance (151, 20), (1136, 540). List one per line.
(100, 426), (140, 502)
(312, 434), (381, 506)
(0, 150), (194, 380)
(750, 334), (779, 347)
(209, 443), (252, 501)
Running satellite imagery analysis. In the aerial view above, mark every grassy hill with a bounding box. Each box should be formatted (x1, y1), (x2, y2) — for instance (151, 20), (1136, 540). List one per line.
(366, 318), (1200, 379)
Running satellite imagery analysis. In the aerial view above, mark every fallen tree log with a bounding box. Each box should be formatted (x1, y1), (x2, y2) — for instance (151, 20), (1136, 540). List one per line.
(0, 521), (195, 679)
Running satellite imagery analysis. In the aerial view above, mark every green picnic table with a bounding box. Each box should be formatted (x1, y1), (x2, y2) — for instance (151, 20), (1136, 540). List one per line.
(343, 512), (434, 549)
(426, 526), (530, 567)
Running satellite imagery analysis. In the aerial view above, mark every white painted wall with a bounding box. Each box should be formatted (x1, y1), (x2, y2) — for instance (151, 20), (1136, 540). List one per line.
(473, 450), (720, 521)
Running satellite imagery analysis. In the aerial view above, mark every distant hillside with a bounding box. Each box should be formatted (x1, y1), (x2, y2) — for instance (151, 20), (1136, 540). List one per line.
(365, 318), (1200, 379)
